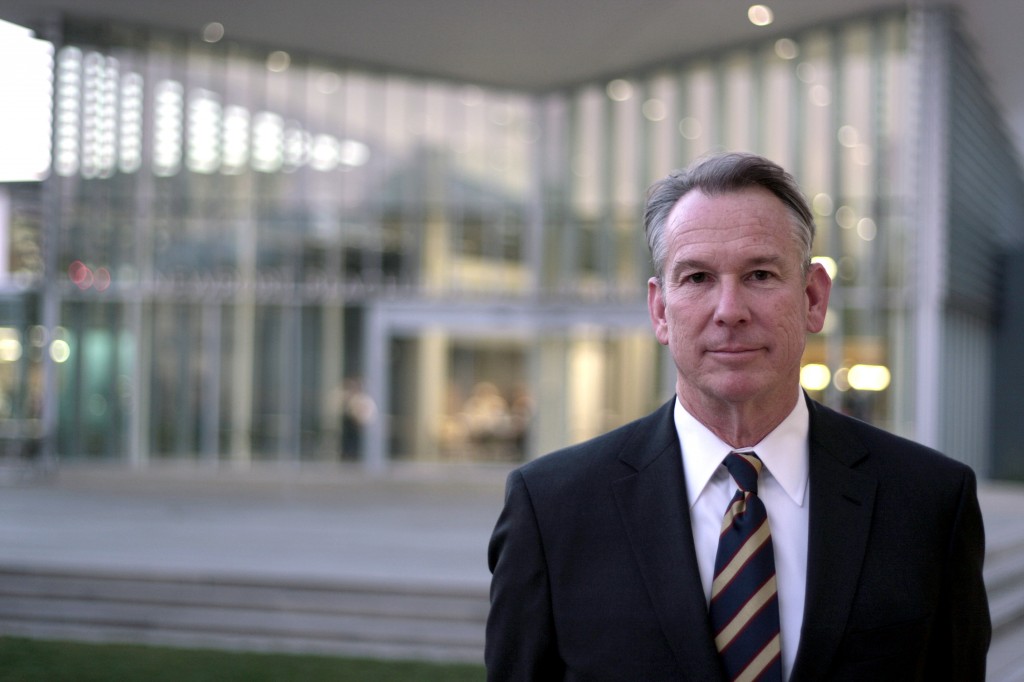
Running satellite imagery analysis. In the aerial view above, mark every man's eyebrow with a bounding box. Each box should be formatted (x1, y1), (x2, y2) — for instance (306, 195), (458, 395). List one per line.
(668, 254), (785, 275)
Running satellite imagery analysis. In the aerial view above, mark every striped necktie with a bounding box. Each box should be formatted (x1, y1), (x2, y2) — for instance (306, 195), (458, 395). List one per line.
(709, 452), (783, 682)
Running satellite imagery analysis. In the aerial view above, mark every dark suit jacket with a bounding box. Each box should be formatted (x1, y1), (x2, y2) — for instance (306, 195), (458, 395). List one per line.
(485, 397), (990, 681)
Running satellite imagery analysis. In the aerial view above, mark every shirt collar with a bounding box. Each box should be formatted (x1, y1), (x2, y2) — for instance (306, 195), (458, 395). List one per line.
(675, 391), (809, 508)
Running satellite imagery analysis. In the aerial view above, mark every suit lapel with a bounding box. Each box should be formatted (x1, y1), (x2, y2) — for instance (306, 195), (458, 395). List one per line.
(611, 401), (725, 680)
(790, 399), (877, 682)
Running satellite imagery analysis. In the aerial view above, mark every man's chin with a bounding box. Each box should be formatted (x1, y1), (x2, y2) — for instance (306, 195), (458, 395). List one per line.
(692, 374), (775, 406)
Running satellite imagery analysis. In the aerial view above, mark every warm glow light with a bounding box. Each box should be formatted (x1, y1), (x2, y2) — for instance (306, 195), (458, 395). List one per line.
(679, 117), (702, 140)
(202, 22), (225, 43)
(606, 79), (633, 102)
(748, 5), (774, 27)
(838, 125), (858, 148)
(774, 38), (798, 60)
(50, 339), (71, 363)
(266, 51), (290, 72)
(0, 328), (22, 363)
(857, 218), (877, 242)
(800, 364), (831, 391)
(812, 193), (833, 216)
(642, 99), (666, 122)
(836, 206), (856, 229)
(810, 84), (831, 107)
(848, 364), (891, 391)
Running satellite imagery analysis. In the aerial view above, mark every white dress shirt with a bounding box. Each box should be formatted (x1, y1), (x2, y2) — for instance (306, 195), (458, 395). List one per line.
(675, 393), (809, 681)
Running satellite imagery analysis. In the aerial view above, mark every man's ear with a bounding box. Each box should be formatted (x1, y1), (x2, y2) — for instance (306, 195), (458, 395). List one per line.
(648, 277), (670, 346)
(804, 262), (832, 334)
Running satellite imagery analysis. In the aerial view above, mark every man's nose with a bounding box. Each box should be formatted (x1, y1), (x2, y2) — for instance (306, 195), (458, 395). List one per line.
(713, 279), (750, 326)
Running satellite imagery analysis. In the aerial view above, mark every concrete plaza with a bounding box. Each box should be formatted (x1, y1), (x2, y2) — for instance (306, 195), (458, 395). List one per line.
(0, 463), (1021, 678)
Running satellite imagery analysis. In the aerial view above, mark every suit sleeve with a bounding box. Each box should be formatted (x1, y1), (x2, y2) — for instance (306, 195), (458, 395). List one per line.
(925, 467), (991, 680)
(485, 470), (564, 681)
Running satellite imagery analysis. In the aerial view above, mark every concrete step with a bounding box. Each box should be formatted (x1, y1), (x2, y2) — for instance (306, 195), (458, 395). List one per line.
(0, 565), (488, 663)
(2, 506), (1023, 665)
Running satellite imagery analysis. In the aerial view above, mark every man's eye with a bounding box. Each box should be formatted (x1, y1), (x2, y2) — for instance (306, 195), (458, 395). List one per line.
(686, 273), (708, 284)
(751, 270), (772, 281)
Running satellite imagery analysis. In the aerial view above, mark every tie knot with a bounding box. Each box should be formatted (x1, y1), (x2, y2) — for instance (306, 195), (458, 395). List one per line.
(724, 452), (762, 494)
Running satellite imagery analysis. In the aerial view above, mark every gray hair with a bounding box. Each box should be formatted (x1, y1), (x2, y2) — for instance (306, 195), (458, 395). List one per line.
(644, 151), (815, 280)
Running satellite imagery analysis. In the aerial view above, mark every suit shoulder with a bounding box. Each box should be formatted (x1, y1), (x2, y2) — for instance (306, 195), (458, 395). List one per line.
(811, 400), (977, 482)
(512, 401), (672, 497)
(518, 415), (644, 479)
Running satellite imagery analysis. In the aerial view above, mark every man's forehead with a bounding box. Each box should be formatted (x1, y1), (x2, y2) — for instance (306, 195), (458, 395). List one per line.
(663, 190), (804, 270)
(668, 186), (788, 223)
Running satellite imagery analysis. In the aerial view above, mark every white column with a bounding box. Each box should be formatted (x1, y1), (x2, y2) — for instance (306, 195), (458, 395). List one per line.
(906, 8), (951, 451)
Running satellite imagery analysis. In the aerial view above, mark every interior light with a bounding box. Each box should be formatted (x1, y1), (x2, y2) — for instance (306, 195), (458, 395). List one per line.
(266, 51), (290, 73)
(642, 99), (667, 122)
(848, 364), (891, 391)
(856, 218), (878, 242)
(339, 139), (370, 167)
(837, 125), (858, 148)
(154, 80), (184, 176)
(812, 192), (833, 217)
(606, 79), (633, 102)
(283, 124), (310, 169)
(810, 84), (831, 107)
(202, 22), (224, 43)
(835, 206), (856, 229)
(0, 328), (22, 363)
(310, 134), (340, 171)
(800, 364), (831, 392)
(252, 111), (284, 172)
(774, 38), (798, 60)
(119, 72), (144, 173)
(678, 117), (701, 140)
(50, 339), (71, 364)
(187, 89), (222, 174)
(748, 5), (774, 27)
(221, 105), (250, 173)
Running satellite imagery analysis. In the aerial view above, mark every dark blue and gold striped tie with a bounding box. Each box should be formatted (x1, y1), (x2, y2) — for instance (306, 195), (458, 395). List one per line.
(709, 452), (783, 682)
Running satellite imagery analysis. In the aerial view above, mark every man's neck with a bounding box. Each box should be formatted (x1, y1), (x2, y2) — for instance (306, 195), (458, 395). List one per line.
(677, 385), (801, 449)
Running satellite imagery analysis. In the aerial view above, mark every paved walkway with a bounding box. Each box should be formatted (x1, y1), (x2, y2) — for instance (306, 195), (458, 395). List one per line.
(0, 463), (1022, 676)
(0, 464), (507, 590)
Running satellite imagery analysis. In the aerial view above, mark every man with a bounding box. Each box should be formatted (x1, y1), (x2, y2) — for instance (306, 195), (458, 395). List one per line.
(485, 152), (990, 681)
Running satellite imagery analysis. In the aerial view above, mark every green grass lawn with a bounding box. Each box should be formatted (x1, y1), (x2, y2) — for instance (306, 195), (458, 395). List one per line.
(0, 637), (485, 681)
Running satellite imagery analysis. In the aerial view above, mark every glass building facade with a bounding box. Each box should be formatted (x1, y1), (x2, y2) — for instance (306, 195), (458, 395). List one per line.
(1, 7), (1020, 473)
